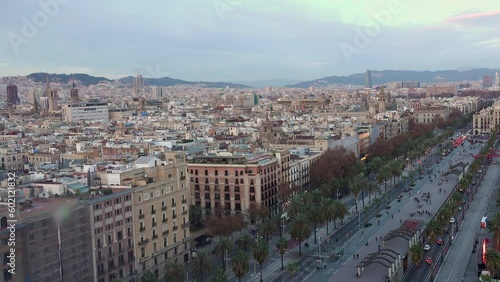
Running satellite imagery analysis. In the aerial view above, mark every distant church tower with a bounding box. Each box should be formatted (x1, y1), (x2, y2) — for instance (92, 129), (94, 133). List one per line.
(377, 86), (387, 113)
(70, 81), (79, 103)
(31, 89), (39, 114)
(46, 75), (59, 112)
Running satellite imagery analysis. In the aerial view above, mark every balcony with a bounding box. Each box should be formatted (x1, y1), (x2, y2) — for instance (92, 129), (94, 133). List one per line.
(172, 203), (176, 207)
(182, 210), (188, 215)
(128, 255), (135, 263)
(182, 199), (187, 204)
(119, 260), (126, 267)
(138, 214), (145, 219)
(118, 248), (124, 254)
(152, 234), (158, 240)
(182, 222), (190, 229)
(97, 256), (104, 262)
(108, 264), (116, 270)
(162, 230), (169, 236)
(172, 214), (177, 219)
(161, 206), (167, 211)
(152, 222), (157, 227)
(162, 218), (167, 223)
(151, 210), (156, 215)
(181, 176), (186, 180)
(138, 239), (149, 246)
(173, 226), (178, 231)
(139, 227), (146, 232)
(98, 269), (107, 276)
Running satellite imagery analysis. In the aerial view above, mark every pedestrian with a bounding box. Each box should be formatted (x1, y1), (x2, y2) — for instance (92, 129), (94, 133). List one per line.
(336, 238), (338, 243)
(392, 215), (394, 219)
(357, 254), (359, 259)
(353, 254), (355, 259)
(376, 237), (377, 241)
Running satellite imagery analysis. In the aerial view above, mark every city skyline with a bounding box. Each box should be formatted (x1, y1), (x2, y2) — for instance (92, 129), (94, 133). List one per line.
(1, 1), (500, 81)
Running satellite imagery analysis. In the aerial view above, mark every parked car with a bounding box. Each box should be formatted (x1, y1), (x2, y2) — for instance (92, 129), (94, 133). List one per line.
(450, 217), (455, 224)
(424, 244), (431, 251)
(436, 238), (443, 245)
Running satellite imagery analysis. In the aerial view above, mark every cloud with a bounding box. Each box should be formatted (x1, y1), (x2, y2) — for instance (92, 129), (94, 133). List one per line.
(446, 10), (500, 23)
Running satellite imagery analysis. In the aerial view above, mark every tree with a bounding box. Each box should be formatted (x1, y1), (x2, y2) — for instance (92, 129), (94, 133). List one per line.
(486, 250), (500, 279)
(289, 213), (311, 256)
(332, 200), (349, 228)
(141, 271), (158, 282)
(276, 237), (288, 270)
(189, 204), (203, 226)
(351, 174), (364, 212)
(307, 205), (324, 244)
(191, 249), (212, 282)
(489, 212), (500, 250)
(260, 218), (277, 242)
(252, 239), (269, 282)
(205, 214), (246, 237)
(374, 197), (382, 216)
(232, 251), (250, 282)
(287, 196), (305, 218)
(211, 267), (228, 282)
(214, 236), (234, 271)
(166, 260), (184, 282)
(247, 203), (269, 225)
(425, 220), (442, 242)
(238, 232), (253, 252)
(321, 198), (336, 234)
(113, 279), (124, 282)
(287, 262), (299, 282)
(409, 244), (423, 267)
(277, 181), (292, 210)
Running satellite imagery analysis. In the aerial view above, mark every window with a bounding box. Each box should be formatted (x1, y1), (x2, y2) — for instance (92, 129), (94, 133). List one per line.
(205, 170), (208, 175)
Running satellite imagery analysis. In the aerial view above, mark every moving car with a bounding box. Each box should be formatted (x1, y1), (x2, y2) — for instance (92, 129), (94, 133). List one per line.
(436, 238), (443, 245)
(423, 244), (431, 251)
(426, 257), (432, 264)
(450, 217), (455, 224)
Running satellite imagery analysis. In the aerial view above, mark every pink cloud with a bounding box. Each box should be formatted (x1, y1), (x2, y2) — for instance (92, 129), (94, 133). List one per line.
(446, 10), (500, 23)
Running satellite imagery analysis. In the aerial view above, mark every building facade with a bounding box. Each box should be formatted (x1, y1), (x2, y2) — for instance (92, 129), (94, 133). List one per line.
(188, 153), (279, 217)
(62, 99), (109, 122)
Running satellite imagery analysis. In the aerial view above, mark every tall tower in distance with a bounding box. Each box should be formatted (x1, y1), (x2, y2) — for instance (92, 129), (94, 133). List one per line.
(46, 75), (59, 112)
(70, 81), (79, 103)
(496, 72), (500, 88)
(6, 84), (19, 105)
(377, 86), (386, 113)
(133, 70), (144, 95)
(365, 70), (372, 88)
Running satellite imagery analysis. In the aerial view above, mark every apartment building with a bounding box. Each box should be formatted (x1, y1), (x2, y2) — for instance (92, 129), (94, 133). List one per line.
(132, 152), (190, 281)
(413, 106), (450, 124)
(0, 148), (25, 172)
(88, 190), (137, 282)
(27, 152), (60, 169)
(3, 199), (92, 282)
(473, 101), (500, 135)
(188, 153), (279, 217)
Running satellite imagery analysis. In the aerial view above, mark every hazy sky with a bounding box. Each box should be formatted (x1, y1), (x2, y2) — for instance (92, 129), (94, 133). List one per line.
(1, 0), (500, 81)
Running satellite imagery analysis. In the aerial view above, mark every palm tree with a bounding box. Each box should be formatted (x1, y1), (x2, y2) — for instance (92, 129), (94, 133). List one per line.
(486, 249), (500, 279)
(489, 212), (500, 249)
(276, 237), (288, 270)
(409, 244), (423, 267)
(260, 218), (277, 242)
(191, 249), (212, 282)
(211, 267), (228, 282)
(363, 206), (370, 226)
(252, 239), (269, 282)
(289, 212), (311, 256)
(214, 236), (234, 271)
(351, 175), (363, 212)
(307, 205), (324, 244)
(287, 262), (299, 282)
(166, 260), (184, 282)
(113, 279), (125, 282)
(321, 198), (336, 234)
(238, 232), (253, 252)
(374, 197), (382, 216)
(141, 271), (158, 282)
(232, 251), (250, 282)
(288, 196), (305, 218)
(332, 200), (349, 228)
(425, 219), (442, 242)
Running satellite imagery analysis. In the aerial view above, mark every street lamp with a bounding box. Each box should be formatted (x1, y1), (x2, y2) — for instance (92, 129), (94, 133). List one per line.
(280, 213), (287, 237)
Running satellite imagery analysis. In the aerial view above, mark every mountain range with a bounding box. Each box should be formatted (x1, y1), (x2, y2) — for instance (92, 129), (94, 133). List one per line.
(27, 73), (249, 88)
(24, 69), (500, 88)
(287, 68), (500, 88)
